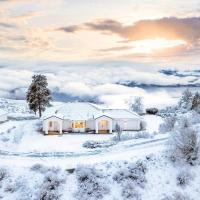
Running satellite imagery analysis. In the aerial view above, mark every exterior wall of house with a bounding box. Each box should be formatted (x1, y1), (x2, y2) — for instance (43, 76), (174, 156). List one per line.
(43, 116), (142, 134)
(86, 119), (95, 131)
(62, 119), (72, 131)
(43, 116), (63, 134)
(112, 118), (141, 131)
(0, 114), (8, 122)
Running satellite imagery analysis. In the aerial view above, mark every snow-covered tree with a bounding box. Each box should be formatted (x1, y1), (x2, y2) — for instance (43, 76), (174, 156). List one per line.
(26, 74), (52, 117)
(115, 123), (122, 141)
(169, 117), (200, 165)
(129, 96), (144, 115)
(191, 92), (200, 112)
(159, 114), (177, 133)
(178, 89), (193, 112)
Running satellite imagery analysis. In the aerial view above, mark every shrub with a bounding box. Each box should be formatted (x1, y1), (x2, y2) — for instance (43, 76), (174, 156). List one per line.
(162, 191), (192, 200)
(31, 164), (61, 175)
(176, 170), (193, 187)
(112, 131), (152, 142)
(133, 131), (152, 139)
(159, 115), (176, 133)
(146, 108), (158, 115)
(4, 182), (18, 193)
(0, 167), (8, 182)
(121, 180), (141, 200)
(82, 140), (115, 149)
(38, 172), (65, 200)
(113, 160), (147, 188)
(169, 126), (199, 165)
(74, 166), (110, 200)
(30, 164), (48, 174)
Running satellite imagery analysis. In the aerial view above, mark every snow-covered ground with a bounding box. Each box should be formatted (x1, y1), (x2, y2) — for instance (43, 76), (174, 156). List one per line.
(0, 98), (199, 200)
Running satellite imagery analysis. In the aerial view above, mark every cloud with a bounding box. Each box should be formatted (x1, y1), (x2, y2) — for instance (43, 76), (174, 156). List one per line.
(0, 59), (199, 108)
(98, 46), (132, 52)
(59, 17), (200, 44)
(0, 22), (16, 28)
(58, 25), (80, 33)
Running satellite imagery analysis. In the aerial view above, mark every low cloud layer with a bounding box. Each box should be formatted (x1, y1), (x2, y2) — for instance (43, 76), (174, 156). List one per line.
(0, 60), (199, 108)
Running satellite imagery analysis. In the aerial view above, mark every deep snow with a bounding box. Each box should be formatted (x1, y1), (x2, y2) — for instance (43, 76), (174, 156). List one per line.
(0, 98), (199, 200)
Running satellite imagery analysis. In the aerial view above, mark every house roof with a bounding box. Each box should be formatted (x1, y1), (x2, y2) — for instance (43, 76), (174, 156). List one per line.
(42, 102), (141, 121)
(102, 109), (140, 119)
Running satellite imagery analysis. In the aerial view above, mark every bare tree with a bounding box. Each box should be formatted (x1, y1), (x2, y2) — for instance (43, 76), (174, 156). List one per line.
(115, 123), (123, 141)
(129, 96), (144, 115)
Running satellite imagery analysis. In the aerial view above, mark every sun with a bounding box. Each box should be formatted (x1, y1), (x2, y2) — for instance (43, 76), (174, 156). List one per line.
(131, 38), (187, 54)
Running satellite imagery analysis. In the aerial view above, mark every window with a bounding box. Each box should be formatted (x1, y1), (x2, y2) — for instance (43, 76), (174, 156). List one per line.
(72, 121), (86, 128)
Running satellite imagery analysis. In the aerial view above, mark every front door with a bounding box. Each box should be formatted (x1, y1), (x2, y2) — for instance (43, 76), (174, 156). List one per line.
(99, 120), (109, 132)
(49, 121), (59, 132)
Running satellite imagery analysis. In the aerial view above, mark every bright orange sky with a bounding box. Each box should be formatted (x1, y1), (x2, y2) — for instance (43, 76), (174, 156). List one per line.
(0, 0), (200, 65)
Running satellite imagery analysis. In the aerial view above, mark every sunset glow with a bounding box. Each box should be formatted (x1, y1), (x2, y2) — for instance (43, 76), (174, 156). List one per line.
(131, 39), (187, 54)
(0, 0), (199, 63)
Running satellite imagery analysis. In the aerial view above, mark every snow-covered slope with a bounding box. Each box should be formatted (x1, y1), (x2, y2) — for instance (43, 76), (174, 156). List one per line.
(0, 98), (199, 199)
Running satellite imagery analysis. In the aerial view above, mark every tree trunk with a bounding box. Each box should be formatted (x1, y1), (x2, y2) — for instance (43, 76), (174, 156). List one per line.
(39, 104), (42, 118)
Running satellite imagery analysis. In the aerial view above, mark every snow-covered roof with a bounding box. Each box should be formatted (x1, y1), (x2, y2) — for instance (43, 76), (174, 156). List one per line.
(102, 109), (140, 119)
(43, 102), (140, 121)
(0, 109), (8, 116)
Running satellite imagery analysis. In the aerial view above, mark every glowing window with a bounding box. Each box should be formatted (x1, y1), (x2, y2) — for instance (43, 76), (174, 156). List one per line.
(72, 121), (86, 128)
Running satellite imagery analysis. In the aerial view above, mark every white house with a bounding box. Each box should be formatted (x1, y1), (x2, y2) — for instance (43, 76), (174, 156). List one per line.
(0, 109), (8, 123)
(42, 102), (143, 135)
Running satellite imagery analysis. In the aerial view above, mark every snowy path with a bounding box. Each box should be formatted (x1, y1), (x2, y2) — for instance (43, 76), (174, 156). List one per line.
(0, 135), (168, 158)
(0, 135), (168, 168)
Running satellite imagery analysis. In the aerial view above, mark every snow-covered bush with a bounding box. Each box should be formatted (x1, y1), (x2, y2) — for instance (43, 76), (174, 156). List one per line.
(30, 163), (49, 174)
(4, 180), (20, 193)
(74, 166), (110, 200)
(0, 167), (8, 182)
(121, 180), (141, 200)
(3, 175), (33, 200)
(133, 131), (153, 139)
(176, 170), (193, 187)
(112, 131), (152, 142)
(159, 115), (177, 133)
(162, 191), (192, 200)
(113, 160), (147, 188)
(82, 140), (115, 149)
(186, 111), (200, 125)
(168, 120), (200, 165)
(191, 92), (200, 113)
(159, 106), (178, 118)
(178, 89), (193, 113)
(38, 171), (65, 200)
(31, 164), (61, 175)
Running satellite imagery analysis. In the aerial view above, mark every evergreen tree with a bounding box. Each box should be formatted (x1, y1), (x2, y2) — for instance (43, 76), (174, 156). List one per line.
(26, 74), (52, 117)
(191, 92), (200, 112)
(178, 88), (193, 111)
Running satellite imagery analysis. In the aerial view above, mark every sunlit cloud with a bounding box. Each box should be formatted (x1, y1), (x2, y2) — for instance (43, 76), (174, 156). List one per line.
(0, 0), (200, 62)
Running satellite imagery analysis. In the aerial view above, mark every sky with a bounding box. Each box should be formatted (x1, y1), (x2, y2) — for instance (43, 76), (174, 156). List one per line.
(0, 0), (200, 64)
(0, 0), (200, 107)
